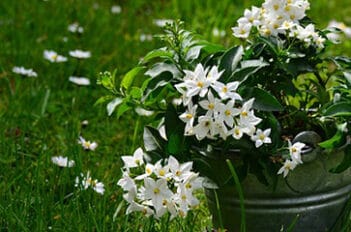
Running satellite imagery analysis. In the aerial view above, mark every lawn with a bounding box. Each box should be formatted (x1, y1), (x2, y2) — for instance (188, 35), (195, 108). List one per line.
(1, 0), (351, 231)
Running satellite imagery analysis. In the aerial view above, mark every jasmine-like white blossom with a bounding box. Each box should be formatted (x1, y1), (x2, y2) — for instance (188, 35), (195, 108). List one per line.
(277, 159), (297, 178)
(12, 66), (37, 77)
(43, 50), (67, 63)
(78, 136), (98, 151)
(289, 140), (305, 164)
(251, 128), (272, 148)
(69, 50), (91, 59)
(121, 147), (145, 168)
(51, 156), (75, 167)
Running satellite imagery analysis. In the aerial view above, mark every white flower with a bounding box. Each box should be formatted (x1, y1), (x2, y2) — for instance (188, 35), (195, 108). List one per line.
(232, 22), (252, 39)
(135, 163), (155, 180)
(212, 81), (242, 101)
(75, 171), (105, 195)
(289, 140), (305, 164)
(143, 178), (173, 212)
(12, 66), (37, 77)
(154, 160), (171, 179)
(218, 100), (238, 127)
(179, 102), (198, 135)
(43, 50), (67, 63)
(193, 116), (216, 140)
(251, 128), (272, 148)
(121, 147), (145, 169)
(69, 50), (91, 59)
(78, 136), (98, 151)
(199, 91), (221, 117)
(237, 98), (262, 127)
(111, 5), (122, 14)
(243, 6), (261, 26)
(51, 156), (75, 167)
(277, 159), (297, 178)
(68, 22), (84, 33)
(117, 172), (137, 192)
(69, 76), (90, 86)
(126, 201), (153, 216)
(212, 28), (226, 37)
(174, 182), (199, 216)
(168, 156), (193, 182)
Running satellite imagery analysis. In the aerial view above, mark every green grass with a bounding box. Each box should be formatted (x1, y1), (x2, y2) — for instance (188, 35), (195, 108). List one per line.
(0, 0), (351, 231)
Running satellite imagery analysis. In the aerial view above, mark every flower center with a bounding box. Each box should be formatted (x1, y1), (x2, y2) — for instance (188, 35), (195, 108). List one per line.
(241, 111), (248, 117)
(225, 109), (231, 116)
(197, 81), (204, 88)
(181, 194), (187, 200)
(273, 4), (279, 11)
(222, 86), (228, 93)
(186, 113), (193, 119)
(146, 168), (152, 175)
(159, 169), (165, 176)
(153, 188), (160, 194)
(259, 134), (265, 140)
(185, 183), (192, 189)
(175, 170), (181, 176)
(51, 54), (58, 61)
(208, 103), (214, 110)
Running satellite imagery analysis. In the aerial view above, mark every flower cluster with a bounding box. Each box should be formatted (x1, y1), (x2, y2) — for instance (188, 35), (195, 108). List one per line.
(277, 141), (305, 177)
(175, 63), (271, 147)
(232, 0), (325, 49)
(117, 148), (203, 219)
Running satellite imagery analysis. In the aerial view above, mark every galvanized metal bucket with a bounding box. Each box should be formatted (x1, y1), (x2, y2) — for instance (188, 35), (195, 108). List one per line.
(205, 131), (351, 232)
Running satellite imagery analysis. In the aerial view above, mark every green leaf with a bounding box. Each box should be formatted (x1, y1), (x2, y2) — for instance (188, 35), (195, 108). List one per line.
(319, 130), (345, 149)
(141, 48), (173, 63)
(145, 63), (180, 79)
(142, 73), (173, 103)
(129, 87), (142, 99)
(330, 145), (351, 173)
(323, 102), (351, 117)
(107, 97), (123, 116)
(219, 46), (244, 78)
(240, 87), (283, 111)
(121, 66), (146, 90)
(185, 45), (203, 61)
(116, 100), (131, 119)
(94, 95), (115, 107)
(165, 104), (185, 155)
(198, 41), (225, 54)
(143, 126), (166, 152)
(231, 59), (268, 83)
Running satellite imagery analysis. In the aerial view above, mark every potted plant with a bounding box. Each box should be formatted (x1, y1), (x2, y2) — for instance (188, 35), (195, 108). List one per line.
(98, 0), (351, 231)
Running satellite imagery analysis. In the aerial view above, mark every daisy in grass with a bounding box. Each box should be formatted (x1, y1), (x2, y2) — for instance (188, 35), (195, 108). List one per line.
(12, 66), (37, 77)
(69, 76), (91, 86)
(111, 5), (122, 14)
(78, 136), (98, 151)
(68, 22), (84, 34)
(43, 50), (67, 63)
(75, 171), (105, 195)
(51, 156), (75, 167)
(69, 50), (91, 59)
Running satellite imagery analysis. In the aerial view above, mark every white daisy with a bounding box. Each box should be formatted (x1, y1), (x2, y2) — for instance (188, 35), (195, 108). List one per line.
(69, 50), (91, 59)
(69, 76), (91, 86)
(51, 156), (75, 167)
(12, 66), (37, 77)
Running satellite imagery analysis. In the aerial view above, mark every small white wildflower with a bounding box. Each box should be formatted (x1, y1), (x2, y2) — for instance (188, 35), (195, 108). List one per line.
(111, 5), (122, 14)
(69, 50), (91, 59)
(51, 156), (75, 167)
(43, 50), (67, 63)
(78, 136), (98, 151)
(68, 22), (84, 34)
(69, 76), (91, 86)
(12, 66), (37, 77)
(75, 171), (105, 194)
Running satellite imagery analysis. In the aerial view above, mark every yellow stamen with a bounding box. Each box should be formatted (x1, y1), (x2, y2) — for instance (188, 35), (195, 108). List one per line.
(153, 188), (160, 194)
